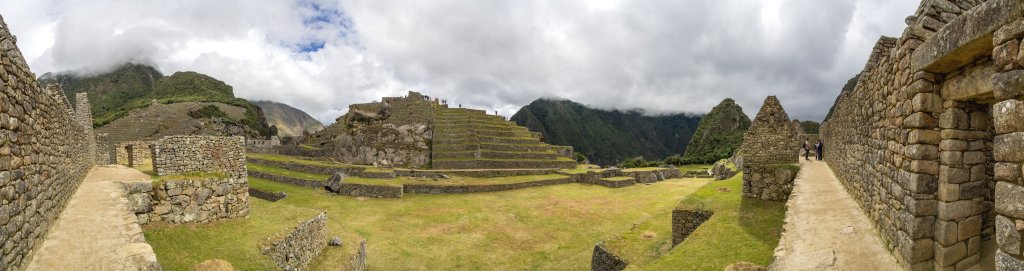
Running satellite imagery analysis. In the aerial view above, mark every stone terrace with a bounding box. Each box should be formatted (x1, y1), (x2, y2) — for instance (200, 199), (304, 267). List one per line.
(431, 107), (576, 170)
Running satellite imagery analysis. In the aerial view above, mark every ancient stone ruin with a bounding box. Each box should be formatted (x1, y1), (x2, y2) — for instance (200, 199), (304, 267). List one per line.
(820, 0), (1024, 269)
(0, 15), (100, 269)
(307, 91), (576, 170)
(737, 96), (800, 201)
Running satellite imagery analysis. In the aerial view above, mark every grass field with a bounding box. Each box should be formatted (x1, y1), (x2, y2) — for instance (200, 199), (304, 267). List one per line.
(144, 176), (711, 270)
(247, 162), (572, 187)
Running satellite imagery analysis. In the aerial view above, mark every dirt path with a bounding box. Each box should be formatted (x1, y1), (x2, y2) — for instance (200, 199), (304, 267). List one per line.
(769, 160), (900, 271)
(26, 165), (158, 270)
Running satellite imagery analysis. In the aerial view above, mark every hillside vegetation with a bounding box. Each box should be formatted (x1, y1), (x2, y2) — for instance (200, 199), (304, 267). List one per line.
(679, 98), (751, 164)
(39, 64), (272, 138)
(511, 99), (702, 165)
(253, 101), (324, 137)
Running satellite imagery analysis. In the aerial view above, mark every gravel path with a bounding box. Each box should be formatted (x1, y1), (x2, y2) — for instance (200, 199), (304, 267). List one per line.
(26, 165), (157, 270)
(769, 160), (901, 271)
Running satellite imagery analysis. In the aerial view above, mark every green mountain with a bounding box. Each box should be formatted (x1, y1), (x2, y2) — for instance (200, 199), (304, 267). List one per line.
(799, 120), (820, 134)
(253, 101), (324, 137)
(510, 99), (702, 165)
(679, 98), (751, 164)
(38, 63), (273, 140)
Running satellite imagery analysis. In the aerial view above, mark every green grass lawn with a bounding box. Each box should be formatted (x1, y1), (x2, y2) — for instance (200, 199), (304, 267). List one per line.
(248, 153), (370, 169)
(143, 198), (364, 270)
(247, 162), (570, 187)
(676, 164), (712, 173)
(247, 162), (332, 180)
(639, 173), (786, 270)
(145, 176), (711, 270)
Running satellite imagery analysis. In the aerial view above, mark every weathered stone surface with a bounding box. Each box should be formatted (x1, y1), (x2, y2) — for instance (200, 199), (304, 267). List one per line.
(672, 209), (713, 246)
(912, 0), (1024, 73)
(994, 71), (1024, 100)
(995, 20), (1024, 45)
(996, 250), (1024, 270)
(939, 200), (974, 220)
(995, 162), (1021, 183)
(995, 100), (1024, 134)
(325, 172), (345, 193)
(260, 212), (327, 271)
(934, 241), (967, 266)
(906, 112), (940, 128)
(152, 136), (246, 179)
(940, 64), (998, 101)
(997, 215), (1022, 255)
(737, 96), (798, 165)
(996, 182), (1024, 219)
(995, 132), (1024, 162)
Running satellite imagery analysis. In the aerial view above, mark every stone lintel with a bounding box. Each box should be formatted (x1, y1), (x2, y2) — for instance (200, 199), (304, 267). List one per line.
(941, 64), (999, 101)
(911, 0), (1024, 74)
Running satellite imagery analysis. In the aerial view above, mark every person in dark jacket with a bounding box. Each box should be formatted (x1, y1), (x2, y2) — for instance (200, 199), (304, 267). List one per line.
(815, 139), (824, 160)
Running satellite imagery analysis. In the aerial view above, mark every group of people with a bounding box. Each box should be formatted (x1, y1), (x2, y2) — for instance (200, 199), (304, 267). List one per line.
(803, 139), (824, 161)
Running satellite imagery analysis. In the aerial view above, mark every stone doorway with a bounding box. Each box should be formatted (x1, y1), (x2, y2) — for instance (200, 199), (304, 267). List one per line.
(935, 100), (995, 269)
(125, 145), (134, 167)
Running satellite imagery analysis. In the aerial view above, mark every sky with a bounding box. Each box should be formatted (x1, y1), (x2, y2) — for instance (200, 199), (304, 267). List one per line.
(0, 0), (919, 124)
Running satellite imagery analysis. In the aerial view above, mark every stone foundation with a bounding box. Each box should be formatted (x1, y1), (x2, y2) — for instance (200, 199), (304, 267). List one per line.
(124, 177), (250, 224)
(591, 243), (628, 271)
(250, 170), (324, 188)
(742, 164), (800, 202)
(333, 183), (404, 198)
(152, 135), (246, 179)
(672, 209), (714, 246)
(260, 212), (328, 271)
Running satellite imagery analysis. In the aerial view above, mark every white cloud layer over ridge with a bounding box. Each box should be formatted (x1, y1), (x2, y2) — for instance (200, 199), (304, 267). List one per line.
(0, 0), (918, 123)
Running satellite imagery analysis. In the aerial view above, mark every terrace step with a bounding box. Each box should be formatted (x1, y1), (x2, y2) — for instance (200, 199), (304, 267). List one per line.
(432, 159), (576, 170)
(431, 150), (557, 160)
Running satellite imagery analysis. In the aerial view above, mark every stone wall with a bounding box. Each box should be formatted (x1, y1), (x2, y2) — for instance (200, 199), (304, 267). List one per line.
(246, 136), (280, 152)
(314, 91), (435, 168)
(737, 96), (798, 166)
(95, 133), (112, 165)
(249, 170), (324, 188)
(742, 165), (799, 201)
(0, 15), (97, 270)
(402, 177), (572, 194)
(115, 140), (153, 166)
(247, 157), (366, 176)
(152, 135), (246, 179)
(591, 243), (628, 271)
(672, 209), (713, 246)
(124, 177), (250, 224)
(333, 183), (404, 198)
(261, 212), (328, 271)
(819, 0), (1024, 269)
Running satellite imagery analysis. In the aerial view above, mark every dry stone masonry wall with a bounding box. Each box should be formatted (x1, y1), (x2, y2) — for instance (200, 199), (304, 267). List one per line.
(0, 14), (97, 270)
(820, 0), (1024, 270)
(261, 212), (328, 271)
(152, 135), (247, 179)
(672, 209), (713, 246)
(738, 96), (799, 202)
(115, 140), (153, 167)
(124, 177), (250, 224)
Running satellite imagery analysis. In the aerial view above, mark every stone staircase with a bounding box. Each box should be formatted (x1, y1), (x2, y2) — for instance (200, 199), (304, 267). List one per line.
(431, 107), (576, 169)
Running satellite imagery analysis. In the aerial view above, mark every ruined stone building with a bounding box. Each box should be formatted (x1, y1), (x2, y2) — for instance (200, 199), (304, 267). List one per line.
(820, 0), (1024, 269)
(737, 96), (800, 201)
(308, 91), (576, 169)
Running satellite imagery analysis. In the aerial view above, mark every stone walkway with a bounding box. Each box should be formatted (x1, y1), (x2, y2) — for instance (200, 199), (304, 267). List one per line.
(25, 165), (159, 270)
(769, 160), (901, 271)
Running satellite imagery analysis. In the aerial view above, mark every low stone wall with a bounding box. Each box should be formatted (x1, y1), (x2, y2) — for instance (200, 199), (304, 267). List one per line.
(261, 212), (328, 271)
(591, 243), (628, 271)
(397, 168), (560, 178)
(590, 177), (637, 188)
(432, 159), (577, 170)
(249, 170), (323, 188)
(742, 164), (799, 202)
(350, 239), (368, 271)
(124, 177), (249, 224)
(247, 157), (366, 175)
(355, 170), (397, 179)
(335, 183), (403, 198)
(115, 140), (153, 166)
(672, 209), (714, 246)
(152, 136), (247, 179)
(624, 168), (683, 183)
(403, 177), (572, 194)
(711, 161), (737, 180)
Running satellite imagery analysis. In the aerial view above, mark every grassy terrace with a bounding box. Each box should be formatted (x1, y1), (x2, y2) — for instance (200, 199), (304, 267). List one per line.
(599, 173), (786, 270)
(166, 176), (711, 270)
(246, 162), (569, 187)
(144, 198), (364, 270)
(248, 153), (370, 169)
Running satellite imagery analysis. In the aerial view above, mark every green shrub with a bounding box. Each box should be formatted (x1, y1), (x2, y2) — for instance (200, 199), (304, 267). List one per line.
(188, 105), (229, 119)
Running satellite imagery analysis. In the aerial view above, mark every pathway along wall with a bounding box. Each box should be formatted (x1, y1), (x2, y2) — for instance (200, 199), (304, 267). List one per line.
(0, 14), (97, 270)
(820, 0), (1024, 270)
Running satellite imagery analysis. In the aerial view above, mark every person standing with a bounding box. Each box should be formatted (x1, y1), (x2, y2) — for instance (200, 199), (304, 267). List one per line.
(816, 139), (824, 160)
(803, 140), (811, 161)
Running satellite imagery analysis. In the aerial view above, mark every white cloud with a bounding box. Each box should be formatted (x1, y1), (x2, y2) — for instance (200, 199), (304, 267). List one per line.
(0, 0), (919, 123)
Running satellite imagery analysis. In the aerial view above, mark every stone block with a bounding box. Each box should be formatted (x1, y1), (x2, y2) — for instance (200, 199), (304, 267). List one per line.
(940, 109), (968, 129)
(994, 71), (1024, 101)
(907, 144), (940, 160)
(997, 250), (1024, 270)
(906, 112), (939, 129)
(970, 164), (987, 183)
(995, 20), (1024, 45)
(912, 0), (1024, 73)
(955, 253), (980, 271)
(996, 182), (1024, 218)
(958, 215), (983, 241)
(934, 241), (967, 267)
(940, 151), (964, 166)
(939, 183), (960, 202)
(913, 93), (943, 113)
(940, 63), (998, 101)
(940, 139), (968, 151)
(937, 219), (960, 246)
(995, 162), (1021, 183)
(907, 79), (938, 95)
(939, 200), (974, 220)
(908, 173), (939, 194)
(995, 40), (1021, 68)
(962, 151), (987, 165)
(940, 166), (970, 184)
(912, 160), (941, 175)
(995, 132), (1024, 162)
(995, 100), (1024, 134)
(968, 235), (982, 256)
(997, 215), (1022, 255)
(960, 181), (988, 199)
(908, 198), (938, 216)
(910, 130), (941, 145)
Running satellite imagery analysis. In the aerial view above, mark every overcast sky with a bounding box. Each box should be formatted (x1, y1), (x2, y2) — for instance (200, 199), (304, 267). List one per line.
(1, 0), (918, 123)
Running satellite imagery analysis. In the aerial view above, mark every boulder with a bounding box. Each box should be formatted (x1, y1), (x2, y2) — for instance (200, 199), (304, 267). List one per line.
(325, 172), (345, 193)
